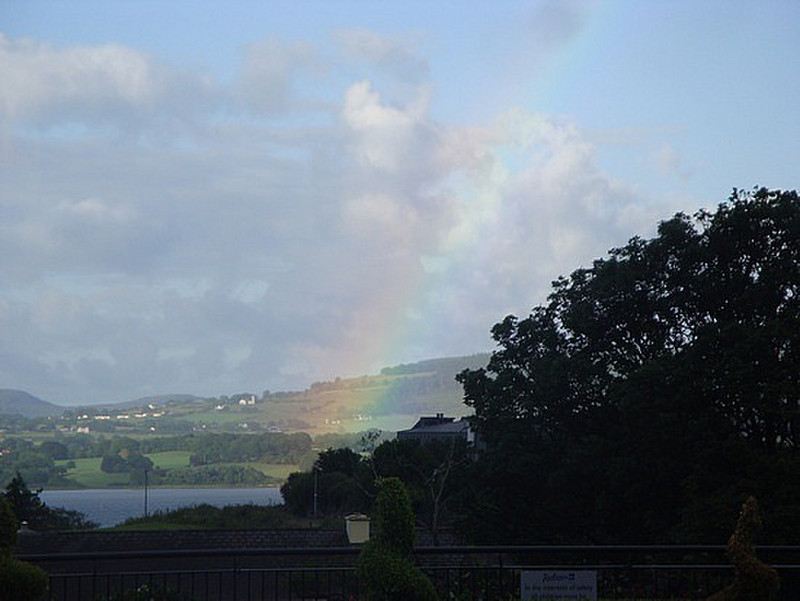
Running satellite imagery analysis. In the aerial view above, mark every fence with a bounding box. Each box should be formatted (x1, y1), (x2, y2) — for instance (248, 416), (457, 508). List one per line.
(18, 545), (800, 601)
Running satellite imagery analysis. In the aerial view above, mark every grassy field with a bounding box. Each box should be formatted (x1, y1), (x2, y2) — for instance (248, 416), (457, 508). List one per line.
(56, 457), (128, 487)
(56, 453), (298, 487)
(240, 462), (298, 480)
(145, 450), (191, 469)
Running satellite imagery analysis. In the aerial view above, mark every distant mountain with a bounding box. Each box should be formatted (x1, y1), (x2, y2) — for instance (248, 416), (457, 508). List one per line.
(281, 353), (493, 430)
(0, 354), (492, 432)
(0, 389), (64, 418)
(380, 354), (491, 377)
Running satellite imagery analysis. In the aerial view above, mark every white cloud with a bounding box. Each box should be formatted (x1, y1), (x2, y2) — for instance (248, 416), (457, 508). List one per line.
(336, 29), (428, 83)
(0, 35), (154, 118)
(237, 37), (319, 115)
(342, 80), (432, 171)
(0, 29), (685, 403)
(0, 34), (218, 130)
(56, 198), (136, 224)
(654, 143), (695, 181)
(528, 0), (594, 53)
(342, 193), (418, 241)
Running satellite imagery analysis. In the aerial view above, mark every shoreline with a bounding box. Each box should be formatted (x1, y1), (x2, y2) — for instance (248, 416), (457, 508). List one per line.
(43, 483), (283, 492)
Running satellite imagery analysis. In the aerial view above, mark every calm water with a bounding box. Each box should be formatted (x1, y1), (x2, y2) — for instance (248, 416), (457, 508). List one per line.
(40, 487), (284, 528)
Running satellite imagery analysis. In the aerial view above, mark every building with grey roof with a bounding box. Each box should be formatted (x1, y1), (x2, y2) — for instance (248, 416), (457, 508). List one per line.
(396, 413), (475, 444)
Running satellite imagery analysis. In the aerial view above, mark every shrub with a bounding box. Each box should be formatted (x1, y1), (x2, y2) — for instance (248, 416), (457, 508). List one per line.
(372, 477), (416, 556)
(357, 540), (437, 601)
(706, 496), (780, 601)
(0, 555), (49, 601)
(356, 477), (437, 601)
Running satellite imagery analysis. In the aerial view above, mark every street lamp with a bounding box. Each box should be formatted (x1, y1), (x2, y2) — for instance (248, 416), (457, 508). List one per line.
(312, 468), (318, 525)
(143, 469), (149, 518)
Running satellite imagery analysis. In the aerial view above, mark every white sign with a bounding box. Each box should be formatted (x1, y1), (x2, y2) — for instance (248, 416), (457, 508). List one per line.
(521, 570), (597, 601)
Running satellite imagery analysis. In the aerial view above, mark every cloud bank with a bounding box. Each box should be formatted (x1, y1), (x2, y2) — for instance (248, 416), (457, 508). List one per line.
(1, 31), (677, 404)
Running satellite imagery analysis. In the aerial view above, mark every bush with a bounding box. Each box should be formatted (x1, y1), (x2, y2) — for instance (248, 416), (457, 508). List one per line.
(356, 478), (437, 601)
(0, 555), (49, 601)
(372, 477), (416, 556)
(357, 540), (437, 601)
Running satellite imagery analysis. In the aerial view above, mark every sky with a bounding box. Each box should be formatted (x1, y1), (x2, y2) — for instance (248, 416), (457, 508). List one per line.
(1, 0), (798, 405)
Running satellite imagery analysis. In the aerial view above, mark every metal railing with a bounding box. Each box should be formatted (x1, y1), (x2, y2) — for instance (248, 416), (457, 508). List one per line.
(18, 545), (800, 601)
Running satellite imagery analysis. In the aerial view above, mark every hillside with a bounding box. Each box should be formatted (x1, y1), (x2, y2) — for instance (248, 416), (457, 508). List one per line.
(98, 394), (204, 410)
(1, 353), (491, 434)
(288, 352), (491, 431)
(160, 353), (492, 434)
(0, 389), (64, 418)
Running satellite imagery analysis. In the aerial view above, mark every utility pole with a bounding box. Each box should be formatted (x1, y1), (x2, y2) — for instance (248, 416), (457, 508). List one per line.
(144, 469), (149, 518)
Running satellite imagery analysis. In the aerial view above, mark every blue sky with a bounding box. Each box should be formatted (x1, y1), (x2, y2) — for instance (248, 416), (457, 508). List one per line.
(1, 0), (797, 404)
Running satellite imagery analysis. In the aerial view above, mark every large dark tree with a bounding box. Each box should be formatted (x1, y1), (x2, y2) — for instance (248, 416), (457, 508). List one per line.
(457, 187), (798, 543)
(281, 448), (372, 519)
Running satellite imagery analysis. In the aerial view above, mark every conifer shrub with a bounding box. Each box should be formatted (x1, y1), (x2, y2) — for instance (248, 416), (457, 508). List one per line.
(706, 496), (780, 601)
(372, 476), (416, 556)
(357, 477), (437, 601)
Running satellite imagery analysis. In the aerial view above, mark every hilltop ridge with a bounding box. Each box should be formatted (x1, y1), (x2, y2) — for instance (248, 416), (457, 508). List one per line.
(0, 389), (63, 418)
(0, 353), (490, 433)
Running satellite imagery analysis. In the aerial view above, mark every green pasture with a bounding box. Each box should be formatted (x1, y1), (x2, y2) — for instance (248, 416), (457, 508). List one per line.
(238, 462), (298, 480)
(145, 450), (191, 469)
(55, 457), (128, 488)
(184, 410), (247, 424)
(57, 453), (297, 487)
(195, 461), (298, 481)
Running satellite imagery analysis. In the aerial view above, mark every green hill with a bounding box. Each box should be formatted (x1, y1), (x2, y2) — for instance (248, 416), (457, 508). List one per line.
(264, 353), (492, 432)
(0, 389), (64, 418)
(1, 354), (492, 434)
(155, 353), (492, 434)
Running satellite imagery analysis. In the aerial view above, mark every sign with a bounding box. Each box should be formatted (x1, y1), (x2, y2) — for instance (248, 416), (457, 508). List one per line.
(521, 570), (597, 600)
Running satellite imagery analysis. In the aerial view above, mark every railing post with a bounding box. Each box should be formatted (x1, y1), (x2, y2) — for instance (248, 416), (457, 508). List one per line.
(233, 555), (238, 601)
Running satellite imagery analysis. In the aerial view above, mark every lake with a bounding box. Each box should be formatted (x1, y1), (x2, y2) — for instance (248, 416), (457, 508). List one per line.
(40, 487), (284, 528)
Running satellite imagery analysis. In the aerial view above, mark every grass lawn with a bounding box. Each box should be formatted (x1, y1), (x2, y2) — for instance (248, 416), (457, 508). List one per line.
(200, 461), (298, 481)
(243, 462), (298, 480)
(56, 457), (128, 487)
(57, 454), (297, 487)
(145, 450), (191, 469)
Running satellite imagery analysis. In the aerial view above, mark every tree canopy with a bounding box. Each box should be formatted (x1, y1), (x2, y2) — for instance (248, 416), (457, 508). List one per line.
(457, 187), (798, 544)
(3, 472), (97, 531)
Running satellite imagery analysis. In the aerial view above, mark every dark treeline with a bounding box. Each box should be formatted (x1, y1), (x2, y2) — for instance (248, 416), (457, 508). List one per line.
(456, 187), (798, 544)
(283, 188), (799, 545)
(281, 437), (471, 545)
(118, 503), (306, 530)
(0, 431), (325, 489)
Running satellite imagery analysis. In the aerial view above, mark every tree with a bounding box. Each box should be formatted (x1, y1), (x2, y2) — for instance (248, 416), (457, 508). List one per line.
(457, 188), (799, 543)
(281, 449), (371, 518)
(3, 471), (97, 531)
(100, 450), (154, 477)
(3, 472), (46, 527)
(38, 440), (68, 461)
(0, 496), (49, 600)
(0, 496), (17, 550)
(372, 438), (471, 545)
(314, 447), (362, 476)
